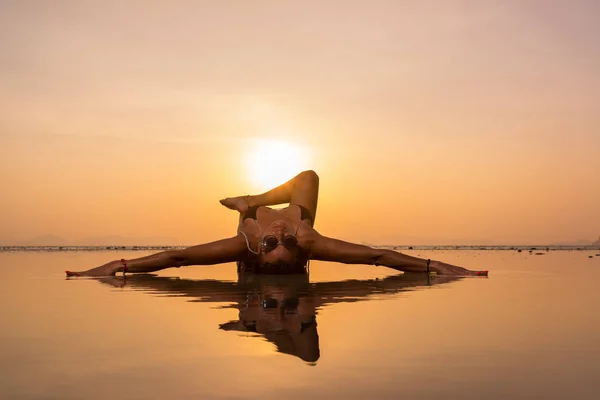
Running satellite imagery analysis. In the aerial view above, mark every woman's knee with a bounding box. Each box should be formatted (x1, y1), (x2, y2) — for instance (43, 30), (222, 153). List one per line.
(298, 170), (319, 183)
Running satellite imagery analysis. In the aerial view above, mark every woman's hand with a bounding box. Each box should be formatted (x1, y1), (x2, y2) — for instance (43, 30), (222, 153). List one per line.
(429, 260), (488, 276)
(66, 260), (122, 277)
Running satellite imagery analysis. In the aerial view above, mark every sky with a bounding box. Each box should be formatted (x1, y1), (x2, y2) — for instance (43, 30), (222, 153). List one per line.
(1, 0), (599, 246)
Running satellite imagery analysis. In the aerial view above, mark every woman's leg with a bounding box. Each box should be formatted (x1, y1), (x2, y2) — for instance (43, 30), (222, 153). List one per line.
(221, 170), (320, 222)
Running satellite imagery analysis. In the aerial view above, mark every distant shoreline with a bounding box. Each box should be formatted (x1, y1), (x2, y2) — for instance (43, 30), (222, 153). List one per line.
(1, 245), (598, 252)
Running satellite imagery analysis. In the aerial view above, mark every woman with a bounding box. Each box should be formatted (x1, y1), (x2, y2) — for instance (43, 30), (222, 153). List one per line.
(66, 170), (488, 277)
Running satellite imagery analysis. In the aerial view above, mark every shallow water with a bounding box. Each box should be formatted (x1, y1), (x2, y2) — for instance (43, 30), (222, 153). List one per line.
(1, 250), (599, 399)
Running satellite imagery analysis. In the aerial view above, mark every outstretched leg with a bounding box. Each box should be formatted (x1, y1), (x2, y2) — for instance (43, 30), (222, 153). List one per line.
(221, 170), (320, 223)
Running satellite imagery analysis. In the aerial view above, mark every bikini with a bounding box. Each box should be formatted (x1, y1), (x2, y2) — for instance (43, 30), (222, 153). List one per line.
(237, 204), (313, 274)
(242, 204), (314, 223)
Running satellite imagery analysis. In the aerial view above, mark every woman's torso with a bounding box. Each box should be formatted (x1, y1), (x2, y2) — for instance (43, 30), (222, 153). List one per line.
(238, 205), (315, 270)
(240, 204), (313, 239)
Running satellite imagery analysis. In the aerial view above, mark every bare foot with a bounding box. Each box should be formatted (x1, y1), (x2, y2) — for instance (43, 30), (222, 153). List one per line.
(219, 196), (249, 213)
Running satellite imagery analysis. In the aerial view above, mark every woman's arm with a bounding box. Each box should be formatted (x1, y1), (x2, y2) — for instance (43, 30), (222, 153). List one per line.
(66, 235), (247, 277)
(308, 233), (487, 276)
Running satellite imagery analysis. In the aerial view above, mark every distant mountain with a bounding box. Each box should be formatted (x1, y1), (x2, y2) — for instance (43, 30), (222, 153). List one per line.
(75, 235), (178, 246)
(593, 236), (600, 246)
(2, 235), (178, 246)
(550, 239), (592, 246)
(19, 235), (70, 246)
(0, 236), (18, 245)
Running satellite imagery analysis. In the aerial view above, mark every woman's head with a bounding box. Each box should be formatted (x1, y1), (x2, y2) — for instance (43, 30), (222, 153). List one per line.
(257, 220), (306, 273)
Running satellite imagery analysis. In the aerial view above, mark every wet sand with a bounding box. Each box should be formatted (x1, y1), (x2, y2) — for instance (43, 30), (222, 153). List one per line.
(1, 249), (598, 399)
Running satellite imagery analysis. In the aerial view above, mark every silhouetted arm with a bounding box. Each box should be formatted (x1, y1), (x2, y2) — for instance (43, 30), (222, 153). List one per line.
(66, 235), (247, 277)
(308, 233), (486, 276)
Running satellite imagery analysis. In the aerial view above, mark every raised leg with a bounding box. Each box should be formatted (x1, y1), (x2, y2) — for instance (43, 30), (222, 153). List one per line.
(221, 170), (320, 222)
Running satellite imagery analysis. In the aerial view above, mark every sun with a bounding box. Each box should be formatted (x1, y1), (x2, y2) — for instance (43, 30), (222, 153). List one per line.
(245, 139), (312, 191)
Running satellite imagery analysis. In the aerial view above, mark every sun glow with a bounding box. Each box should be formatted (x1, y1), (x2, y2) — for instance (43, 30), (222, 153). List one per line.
(245, 139), (312, 191)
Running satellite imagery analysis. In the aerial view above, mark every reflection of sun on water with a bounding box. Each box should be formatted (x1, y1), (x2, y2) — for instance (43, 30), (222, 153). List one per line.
(245, 139), (311, 191)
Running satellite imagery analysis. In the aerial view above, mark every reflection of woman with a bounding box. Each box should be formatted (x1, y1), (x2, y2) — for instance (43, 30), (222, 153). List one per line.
(67, 171), (487, 277)
(98, 273), (462, 362)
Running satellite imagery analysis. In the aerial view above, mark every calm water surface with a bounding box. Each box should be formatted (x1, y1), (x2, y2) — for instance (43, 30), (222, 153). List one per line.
(1, 250), (599, 399)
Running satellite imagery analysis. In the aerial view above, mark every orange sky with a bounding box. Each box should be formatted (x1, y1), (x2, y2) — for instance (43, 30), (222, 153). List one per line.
(1, 1), (599, 245)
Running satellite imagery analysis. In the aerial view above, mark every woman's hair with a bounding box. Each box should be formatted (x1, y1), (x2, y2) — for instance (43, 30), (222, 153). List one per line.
(238, 248), (309, 274)
(262, 259), (304, 272)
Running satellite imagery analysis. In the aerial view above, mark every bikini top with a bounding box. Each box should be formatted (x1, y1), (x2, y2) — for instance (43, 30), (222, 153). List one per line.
(237, 205), (312, 272)
(243, 204), (314, 223)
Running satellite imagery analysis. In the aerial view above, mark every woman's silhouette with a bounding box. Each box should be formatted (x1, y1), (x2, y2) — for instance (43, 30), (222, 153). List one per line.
(66, 171), (487, 277)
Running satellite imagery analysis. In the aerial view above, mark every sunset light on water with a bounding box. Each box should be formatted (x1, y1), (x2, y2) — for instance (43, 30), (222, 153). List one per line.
(2, 1), (600, 399)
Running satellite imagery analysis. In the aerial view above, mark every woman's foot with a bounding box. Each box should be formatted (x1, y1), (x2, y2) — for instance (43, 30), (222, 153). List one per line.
(219, 196), (250, 213)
